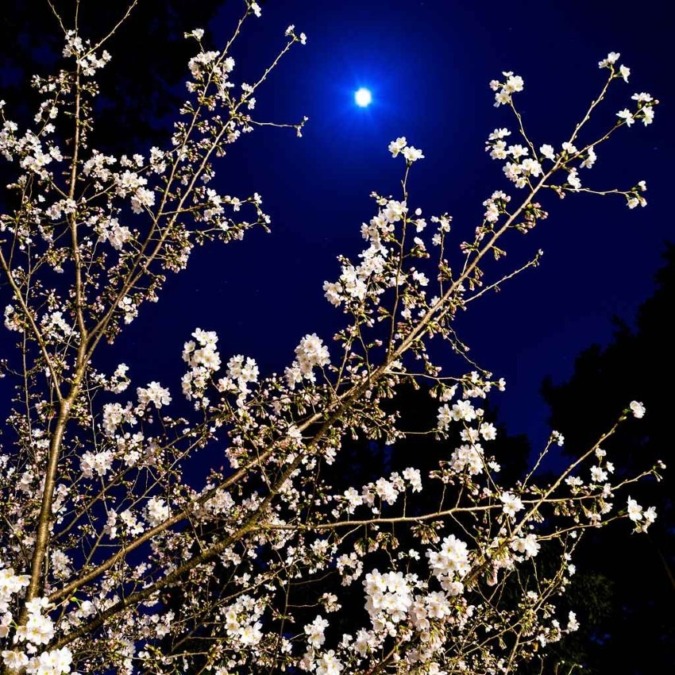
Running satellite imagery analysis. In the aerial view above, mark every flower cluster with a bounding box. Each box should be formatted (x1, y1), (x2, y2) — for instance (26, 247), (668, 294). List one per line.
(285, 333), (331, 388)
(182, 329), (222, 404)
(489, 71), (524, 106)
(136, 381), (172, 411)
(484, 54), (656, 209)
(388, 136), (425, 162)
(626, 497), (657, 533)
(0, 583), (72, 675)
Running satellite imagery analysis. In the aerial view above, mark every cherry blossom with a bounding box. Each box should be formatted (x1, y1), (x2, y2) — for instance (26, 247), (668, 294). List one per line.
(0, 4), (662, 672)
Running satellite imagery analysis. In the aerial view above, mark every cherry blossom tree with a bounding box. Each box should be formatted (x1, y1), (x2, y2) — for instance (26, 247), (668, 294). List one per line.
(0, 2), (663, 673)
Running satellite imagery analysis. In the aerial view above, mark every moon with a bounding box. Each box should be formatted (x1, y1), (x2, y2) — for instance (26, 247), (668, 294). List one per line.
(354, 87), (372, 107)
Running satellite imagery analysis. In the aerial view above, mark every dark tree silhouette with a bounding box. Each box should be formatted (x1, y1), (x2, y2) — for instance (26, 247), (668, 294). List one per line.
(0, 0), (231, 148)
(542, 243), (675, 674)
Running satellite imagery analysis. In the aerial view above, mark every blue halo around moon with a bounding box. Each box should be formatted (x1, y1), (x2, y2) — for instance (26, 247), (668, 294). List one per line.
(354, 87), (372, 107)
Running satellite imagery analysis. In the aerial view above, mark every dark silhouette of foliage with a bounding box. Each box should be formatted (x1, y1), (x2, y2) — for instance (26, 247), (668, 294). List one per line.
(542, 243), (675, 674)
(0, 0), (230, 149)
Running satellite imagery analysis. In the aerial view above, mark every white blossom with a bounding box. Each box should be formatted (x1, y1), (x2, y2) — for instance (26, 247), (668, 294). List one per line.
(629, 400), (646, 418)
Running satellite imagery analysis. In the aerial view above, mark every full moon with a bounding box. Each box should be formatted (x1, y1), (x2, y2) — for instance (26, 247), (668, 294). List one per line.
(354, 87), (372, 107)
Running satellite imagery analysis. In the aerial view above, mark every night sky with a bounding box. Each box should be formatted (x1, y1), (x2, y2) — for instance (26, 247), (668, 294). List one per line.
(115, 0), (672, 451)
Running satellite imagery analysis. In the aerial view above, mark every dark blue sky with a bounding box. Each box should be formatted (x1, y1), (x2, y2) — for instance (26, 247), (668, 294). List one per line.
(124, 0), (672, 450)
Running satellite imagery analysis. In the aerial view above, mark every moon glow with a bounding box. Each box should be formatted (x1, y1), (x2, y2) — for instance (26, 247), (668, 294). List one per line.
(354, 87), (372, 107)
